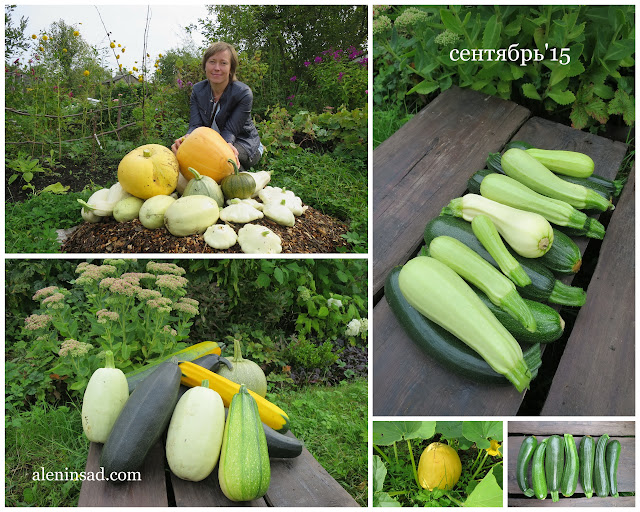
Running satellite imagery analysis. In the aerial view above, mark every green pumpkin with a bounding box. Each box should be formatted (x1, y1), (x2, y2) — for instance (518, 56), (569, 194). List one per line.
(221, 159), (256, 199)
(182, 167), (225, 207)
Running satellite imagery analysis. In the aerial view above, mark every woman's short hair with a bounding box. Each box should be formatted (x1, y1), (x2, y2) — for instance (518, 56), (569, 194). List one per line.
(202, 42), (239, 81)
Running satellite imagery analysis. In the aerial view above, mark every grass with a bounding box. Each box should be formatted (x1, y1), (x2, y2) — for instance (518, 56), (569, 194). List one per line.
(269, 377), (368, 506)
(5, 402), (90, 507)
(373, 107), (415, 150)
(5, 378), (368, 507)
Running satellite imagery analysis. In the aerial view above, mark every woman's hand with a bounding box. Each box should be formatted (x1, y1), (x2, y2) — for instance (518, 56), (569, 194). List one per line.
(228, 142), (240, 167)
(171, 134), (188, 155)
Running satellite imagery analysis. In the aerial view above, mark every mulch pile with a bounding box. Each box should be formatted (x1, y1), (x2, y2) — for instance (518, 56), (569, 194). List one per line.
(61, 206), (350, 254)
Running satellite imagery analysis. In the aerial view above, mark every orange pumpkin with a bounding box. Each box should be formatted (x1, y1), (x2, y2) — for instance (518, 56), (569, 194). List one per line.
(176, 127), (236, 183)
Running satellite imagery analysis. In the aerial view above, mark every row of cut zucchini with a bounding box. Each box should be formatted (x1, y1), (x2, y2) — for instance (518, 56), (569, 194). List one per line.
(517, 434), (621, 500)
(389, 143), (623, 392)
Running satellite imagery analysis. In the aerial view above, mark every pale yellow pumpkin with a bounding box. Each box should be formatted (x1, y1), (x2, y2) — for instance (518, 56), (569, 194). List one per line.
(176, 127), (236, 183)
(118, 144), (179, 199)
(417, 442), (462, 491)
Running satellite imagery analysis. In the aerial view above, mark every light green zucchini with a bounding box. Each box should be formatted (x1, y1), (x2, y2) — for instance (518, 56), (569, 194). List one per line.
(501, 148), (613, 211)
(428, 236), (536, 332)
(398, 256), (531, 392)
(525, 148), (594, 177)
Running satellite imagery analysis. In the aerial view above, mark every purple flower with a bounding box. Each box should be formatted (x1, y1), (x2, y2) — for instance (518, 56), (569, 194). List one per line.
(290, 75), (297, 82)
(176, 78), (183, 89)
(338, 72), (344, 80)
(186, 81), (192, 86)
(304, 61), (310, 67)
(287, 94), (295, 100)
(288, 102), (293, 106)
(314, 56), (322, 63)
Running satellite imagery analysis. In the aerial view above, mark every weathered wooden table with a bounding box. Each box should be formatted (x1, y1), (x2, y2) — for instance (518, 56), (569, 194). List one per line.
(508, 421), (635, 507)
(78, 433), (359, 507)
(373, 86), (634, 416)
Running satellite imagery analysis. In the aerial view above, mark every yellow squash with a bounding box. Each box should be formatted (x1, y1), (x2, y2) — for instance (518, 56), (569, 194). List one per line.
(418, 442), (462, 491)
(118, 144), (180, 199)
(179, 360), (289, 433)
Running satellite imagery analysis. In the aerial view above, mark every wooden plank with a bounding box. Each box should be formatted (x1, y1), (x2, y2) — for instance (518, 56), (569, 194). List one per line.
(266, 445), (360, 507)
(508, 436), (635, 494)
(509, 496), (635, 507)
(541, 169), (635, 416)
(170, 469), (267, 507)
(508, 421), (635, 437)
(372, 85), (530, 295)
(78, 441), (168, 507)
(373, 106), (629, 416)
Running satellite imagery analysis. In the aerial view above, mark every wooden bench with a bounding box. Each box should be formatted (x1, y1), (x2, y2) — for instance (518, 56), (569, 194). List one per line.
(373, 86), (634, 416)
(78, 433), (359, 507)
(508, 421), (635, 507)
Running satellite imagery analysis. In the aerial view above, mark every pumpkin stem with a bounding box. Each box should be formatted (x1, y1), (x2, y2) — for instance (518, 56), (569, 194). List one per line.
(104, 350), (115, 369)
(77, 198), (96, 211)
(232, 338), (244, 362)
(227, 158), (240, 175)
(201, 379), (209, 388)
(187, 167), (203, 180)
(142, 148), (152, 158)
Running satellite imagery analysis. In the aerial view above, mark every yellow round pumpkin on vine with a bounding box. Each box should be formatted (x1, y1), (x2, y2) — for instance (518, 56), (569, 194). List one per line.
(176, 127), (237, 183)
(117, 144), (179, 199)
(417, 442), (462, 491)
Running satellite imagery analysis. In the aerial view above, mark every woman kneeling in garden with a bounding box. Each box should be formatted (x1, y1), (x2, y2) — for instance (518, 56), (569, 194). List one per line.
(171, 41), (263, 170)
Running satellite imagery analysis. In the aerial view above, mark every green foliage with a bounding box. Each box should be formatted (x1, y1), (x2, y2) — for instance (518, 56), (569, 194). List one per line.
(372, 421), (504, 507)
(6, 151), (51, 193)
(374, 5), (635, 134)
(5, 5), (29, 60)
(5, 188), (98, 253)
(14, 260), (200, 401)
(5, 402), (89, 507)
(281, 335), (340, 372)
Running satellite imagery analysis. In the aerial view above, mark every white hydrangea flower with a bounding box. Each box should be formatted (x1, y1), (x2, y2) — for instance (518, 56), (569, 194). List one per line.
(327, 298), (343, 309)
(345, 318), (362, 337)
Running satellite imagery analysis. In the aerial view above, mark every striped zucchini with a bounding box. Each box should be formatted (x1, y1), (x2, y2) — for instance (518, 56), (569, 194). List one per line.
(471, 214), (531, 287)
(560, 434), (579, 497)
(540, 229), (583, 275)
(594, 434), (610, 497)
(501, 148), (613, 211)
(579, 435), (596, 498)
(516, 436), (538, 497)
(606, 439), (621, 498)
(428, 236), (536, 332)
(474, 288), (564, 344)
(532, 439), (548, 500)
(398, 256), (531, 392)
(545, 435), (564, 502)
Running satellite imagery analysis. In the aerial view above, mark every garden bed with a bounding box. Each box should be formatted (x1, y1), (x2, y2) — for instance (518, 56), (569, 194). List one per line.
(61, 206), (350, 254)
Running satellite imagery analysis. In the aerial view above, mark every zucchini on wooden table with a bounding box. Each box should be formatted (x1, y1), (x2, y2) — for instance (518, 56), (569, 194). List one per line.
(545, 434), (565, 502)
(516, 436), (538, 497)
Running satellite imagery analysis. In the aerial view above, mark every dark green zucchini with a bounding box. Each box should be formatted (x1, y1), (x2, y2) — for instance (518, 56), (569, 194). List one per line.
(424, 216), (586, 306)
(558, 216), (606, 240)
(516, 436), (538, 497)
(474, 287), (564, 344)
(540, 229), (582, 275)
(532, 439), (548, 500)
(560, 434), (579, 497)
(264, 424), (304, 458)
(594, 434), (610, 497)
(467, 168), (493, 194)
(100, 361), (181, 474)
(579, 435), (596, 498)
(606, 439), (621, 497)
(545, 435), (564, 502)
(560, 175), (614, 201)
(505, 140), (535, 151)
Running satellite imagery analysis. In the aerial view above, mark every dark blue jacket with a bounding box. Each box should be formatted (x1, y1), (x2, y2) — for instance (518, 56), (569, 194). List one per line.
(187, 79), (262, 162)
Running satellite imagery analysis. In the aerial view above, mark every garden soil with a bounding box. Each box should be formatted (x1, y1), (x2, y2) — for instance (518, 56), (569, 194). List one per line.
(61, 207), (350, 254)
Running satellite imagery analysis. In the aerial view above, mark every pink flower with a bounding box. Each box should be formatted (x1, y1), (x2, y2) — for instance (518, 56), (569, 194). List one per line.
(68, 91), (74, 97)
(290, 75), (297, 82)
(304, 61), (310, 67)
(338, 72), (344, 80)
(314, 56), (322, 63)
